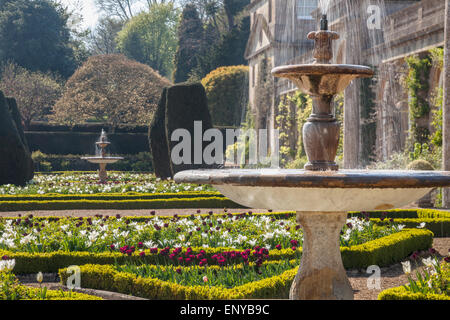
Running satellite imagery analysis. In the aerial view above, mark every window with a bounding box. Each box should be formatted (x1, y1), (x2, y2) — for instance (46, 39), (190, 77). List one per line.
(297, 0), (318, 20)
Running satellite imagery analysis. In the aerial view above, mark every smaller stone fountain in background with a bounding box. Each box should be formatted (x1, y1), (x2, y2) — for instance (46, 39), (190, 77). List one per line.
(82, 129), (124, 183)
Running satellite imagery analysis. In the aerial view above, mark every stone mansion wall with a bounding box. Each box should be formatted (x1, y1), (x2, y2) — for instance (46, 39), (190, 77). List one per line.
(245, 0), (445, 167)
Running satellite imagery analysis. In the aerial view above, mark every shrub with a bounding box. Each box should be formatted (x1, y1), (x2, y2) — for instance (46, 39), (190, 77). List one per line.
(0, 63), (63, 129)
(407, 159), (435, 170)
(59, 263), (294, 300)
(378, 287), (450, 300)
(149, 88), (171, 179)
(201, 66), (249, 127)
(29, 152), (152, 172)
(0, 91), (34, 186)
(0, 197), (242, 212)
(51, 54), (171, 128)
(165, 83), (216, 175)
(26, 131), (149, 156)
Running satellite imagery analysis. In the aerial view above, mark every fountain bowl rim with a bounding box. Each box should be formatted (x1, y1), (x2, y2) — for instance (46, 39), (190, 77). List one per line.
(272, 64), (374, 78)
(173, 169), (450, 189)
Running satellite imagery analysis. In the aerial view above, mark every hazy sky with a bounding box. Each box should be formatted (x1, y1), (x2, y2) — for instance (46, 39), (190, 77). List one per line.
(59, 0), (148, 30)
(60, 0), (100, 30)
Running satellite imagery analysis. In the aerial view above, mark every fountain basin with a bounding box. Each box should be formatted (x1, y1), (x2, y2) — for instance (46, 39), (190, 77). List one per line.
(272, 64), (374, 96)
(174, 169), (450, 211)
(81, 157), (124, 164)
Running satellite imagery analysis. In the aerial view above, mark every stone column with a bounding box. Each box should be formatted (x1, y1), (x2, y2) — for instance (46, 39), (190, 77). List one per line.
(99, 163), (108, 183)
(290, 211), (353, 300)
(443, 0), (450, 208)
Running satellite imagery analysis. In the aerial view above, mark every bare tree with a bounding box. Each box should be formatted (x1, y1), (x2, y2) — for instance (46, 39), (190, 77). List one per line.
(89, 17), (124, 55)
(0, 63), (63, 129)
(95, 0), (137, 21)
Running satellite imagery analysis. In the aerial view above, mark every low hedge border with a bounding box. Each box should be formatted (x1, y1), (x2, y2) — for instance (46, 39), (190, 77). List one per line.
(0, 191), (224, 202)
(58, 263), (296, 300)
(0, 197), (244, 212)
(0, 228), (433, 274)
(0, 211), (295, 222)
(349, 209), (450, 219)
(340, 228), (433, 269)
(378, 286), (450, 300)
(372, 218), (450, 237)
(21, 286), (103, 300)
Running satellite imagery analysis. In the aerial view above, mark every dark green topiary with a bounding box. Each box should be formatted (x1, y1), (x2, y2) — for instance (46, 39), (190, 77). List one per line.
(149, 88), (172, 179)
(6, 97), (29, 150)
(0, 91), (34, 186)
(172, 4), (204, 83)
(165, 82), (218, 175)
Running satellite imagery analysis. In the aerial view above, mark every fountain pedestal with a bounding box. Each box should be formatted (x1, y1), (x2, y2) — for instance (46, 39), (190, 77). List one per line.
(291, 211), (353, 300)
(81, 130), (124, 183)
(99, 163), (108, 184)
(173, 14), (450, 300)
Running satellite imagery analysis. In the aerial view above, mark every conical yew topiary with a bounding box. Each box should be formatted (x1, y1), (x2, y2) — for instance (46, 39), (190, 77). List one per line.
(0, 91), (34, 186)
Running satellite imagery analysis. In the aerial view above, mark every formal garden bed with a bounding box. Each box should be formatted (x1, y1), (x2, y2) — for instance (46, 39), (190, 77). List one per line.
(0, 173), (449, 300)
(2, 210), (447, 300)
(0, 172), (242, 211)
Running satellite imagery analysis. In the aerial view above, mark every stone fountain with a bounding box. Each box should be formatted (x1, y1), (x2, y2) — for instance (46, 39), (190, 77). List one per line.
(174, 15), (450, 300)
(81, 129), (124, 183)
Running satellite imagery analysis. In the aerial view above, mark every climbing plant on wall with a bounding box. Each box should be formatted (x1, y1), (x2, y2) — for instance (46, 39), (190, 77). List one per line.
(429, 47), (444, 150)
(404, 54), (432, 146)
(275, 91), (311, 168)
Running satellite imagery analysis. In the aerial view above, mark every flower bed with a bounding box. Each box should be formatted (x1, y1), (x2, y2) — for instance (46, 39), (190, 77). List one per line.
(0, 228), (432, 274)
(0, 260), (101, 300)
(0, 172), (214, 195)
(0, 213), (404, 254)
(56, 228), (434, 301)
(378, 258), (449, 300)
(58, 263), (296, 300)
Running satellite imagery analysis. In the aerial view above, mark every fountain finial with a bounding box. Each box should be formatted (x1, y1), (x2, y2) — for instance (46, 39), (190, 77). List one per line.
(320, 14), (328, 31)
(307, 15), (339, 64)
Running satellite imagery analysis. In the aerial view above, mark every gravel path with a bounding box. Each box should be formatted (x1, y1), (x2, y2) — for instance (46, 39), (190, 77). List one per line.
(349, 237), (449, 300)
(0, 208), (268, 218)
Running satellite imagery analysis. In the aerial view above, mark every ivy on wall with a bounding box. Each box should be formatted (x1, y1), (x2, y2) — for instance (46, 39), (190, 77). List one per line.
(405, 54), (432, 146)
(275, 92), (312, 168)
(429, 48), (444, 149)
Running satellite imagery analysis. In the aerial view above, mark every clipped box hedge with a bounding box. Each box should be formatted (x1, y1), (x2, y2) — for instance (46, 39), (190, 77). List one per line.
(349, 209), (450, 237)
(1, 229), (432, 274)
(0, 191), (224, 202)
(20, 287), (103, 300)
(0, 196), (243, 212)
(58, 263), (296, 300)
(378, 286), (450, 300)
(56, 227), (433, 301)
(371, 218), (450, 237)
(349, 209), (450, 219)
